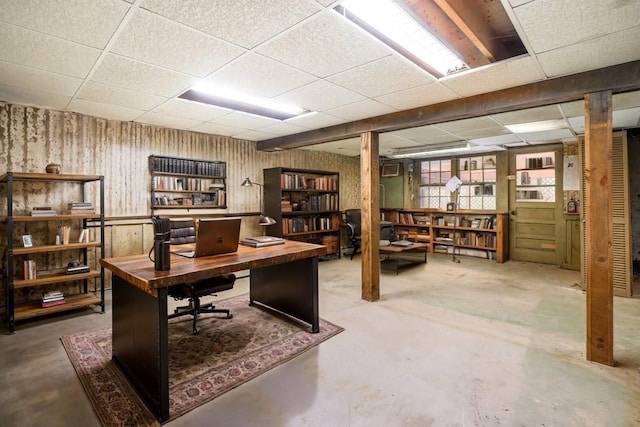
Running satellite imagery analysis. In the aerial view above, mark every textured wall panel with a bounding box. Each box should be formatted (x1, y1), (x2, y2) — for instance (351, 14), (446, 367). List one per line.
(0, 101), (360, 312)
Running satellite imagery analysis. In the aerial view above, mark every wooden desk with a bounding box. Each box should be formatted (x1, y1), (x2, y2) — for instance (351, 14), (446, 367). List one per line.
(101, 240), (325, 422)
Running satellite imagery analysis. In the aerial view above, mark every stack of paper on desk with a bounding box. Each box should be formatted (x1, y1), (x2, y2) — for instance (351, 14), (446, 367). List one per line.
(240, 236), (285, 247)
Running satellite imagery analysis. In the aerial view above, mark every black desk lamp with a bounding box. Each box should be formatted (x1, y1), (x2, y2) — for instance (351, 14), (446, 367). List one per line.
(241, 177), (277, 226)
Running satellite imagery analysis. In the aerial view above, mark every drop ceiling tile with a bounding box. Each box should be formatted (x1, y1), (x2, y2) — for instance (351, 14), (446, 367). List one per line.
(328, 55), (436, 98)
(326, 99), (396, 121)
(110, 9), (245, 77)
(67, 98), (144, 121)
(560, 101), (584, 117)
(512, 0), (639, 54)
(441, 56), (545, 97)
(567, 116), (585, 134)
(0, 23), (101, 78)
(515, 128), (575, 143)
(0, 61), (82, 96)
(283, 112), (348, 129)
(613, 107), (640, 128)
(152, 98), (231, 122)
(1, 0), (129, 48)
(137, 112), (204, 130)
(375, 83), (459, 110)
(303, 138), (361, 156)
(256, 11), (391, 78)
(506, 0), (532, 7)
(390, 125), (449, 140)
(435, 117), (503, 133)
(455, 127), (512, 140)
(207, 53), (316, 98)
(191, 121), (248, 137)
(91, 54), (196, 97)
(259, 121), (309, 137)
(142, 0), (321, 49)
(613, 91), (640, 109)
(537, 26), (640, 77)
(0, 84), (71, 110)
(469, 134), (523, 146)
(274, 80), (365, 112)
(233, 130), (280, 142)
(490, 105), (563, 125)
(77, 82), (168, 110)
(401, 133), (465, 145)
(214, 111), (280, 129)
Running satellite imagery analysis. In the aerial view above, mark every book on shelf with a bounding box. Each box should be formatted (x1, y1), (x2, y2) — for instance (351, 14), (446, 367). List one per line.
(42, 290), (64, 302)
(68, 202), (95, 214)
(42, 299), (66, 308)
(30, 207), (57, 216)
(58, 225), (71, 245)
(78, 228), (91, 243)
(23, 260), (37, 280)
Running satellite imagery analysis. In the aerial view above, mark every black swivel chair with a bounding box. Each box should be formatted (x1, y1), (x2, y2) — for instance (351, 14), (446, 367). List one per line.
(167, 219), (236, 335)
(345, 209), (362, 260)
(345, 209), (395, 260)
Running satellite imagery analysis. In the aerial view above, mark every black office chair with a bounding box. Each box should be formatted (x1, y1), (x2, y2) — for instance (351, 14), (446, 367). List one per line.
(345, 209), (362, 260)
(345, 209), (396, 260)
(167, 219), (235, 335)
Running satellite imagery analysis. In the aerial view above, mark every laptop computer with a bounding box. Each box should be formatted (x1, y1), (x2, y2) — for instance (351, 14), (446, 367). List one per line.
(172, 217), (241, 258)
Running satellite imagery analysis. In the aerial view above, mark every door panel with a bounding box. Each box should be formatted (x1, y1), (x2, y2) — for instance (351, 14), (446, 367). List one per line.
(509, 146), (563, 264)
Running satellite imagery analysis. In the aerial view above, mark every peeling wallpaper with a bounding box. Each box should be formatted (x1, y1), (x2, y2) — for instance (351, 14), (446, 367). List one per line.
(0, 102), (361, 216)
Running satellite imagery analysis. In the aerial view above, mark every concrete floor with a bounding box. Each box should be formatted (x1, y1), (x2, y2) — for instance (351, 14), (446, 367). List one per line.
(2, 254), (640, 427)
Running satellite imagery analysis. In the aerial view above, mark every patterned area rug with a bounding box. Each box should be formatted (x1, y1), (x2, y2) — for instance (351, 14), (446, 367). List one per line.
(61, 294), (343, 426)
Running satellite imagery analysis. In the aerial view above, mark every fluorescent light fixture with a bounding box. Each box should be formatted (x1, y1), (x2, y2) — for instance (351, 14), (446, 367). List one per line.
(179, 81), (310, 121)
(505, 119), (567, 134)
(391, 142), (470, 158)
(390, 142), (507, 159)
(338, 0), (466, 76)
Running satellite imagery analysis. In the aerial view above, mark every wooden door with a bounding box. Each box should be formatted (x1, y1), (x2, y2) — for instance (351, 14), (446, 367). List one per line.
(508, 145), (564, 264)
(579, 131), (631, 296)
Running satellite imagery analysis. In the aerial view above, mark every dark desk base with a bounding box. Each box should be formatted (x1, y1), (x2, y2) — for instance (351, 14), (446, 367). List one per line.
(111, 256), (319, 421)
(380, 246), (428, 274)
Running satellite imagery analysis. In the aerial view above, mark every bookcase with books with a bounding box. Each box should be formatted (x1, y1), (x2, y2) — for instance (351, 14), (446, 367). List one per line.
(149, 155), (227, 211)
(0, 172), (105, 333)
(263, 167), (340, 257)
(380, 209), (508, 262)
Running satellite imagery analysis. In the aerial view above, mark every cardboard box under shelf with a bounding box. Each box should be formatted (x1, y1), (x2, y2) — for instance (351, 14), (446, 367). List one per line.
(322, 235), (339, 254)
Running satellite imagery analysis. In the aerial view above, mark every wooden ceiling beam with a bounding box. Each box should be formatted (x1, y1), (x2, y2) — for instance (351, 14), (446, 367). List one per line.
(402, 0), (490, 68)
(432, 0), (510, 62)
(256, 60), (640, 152)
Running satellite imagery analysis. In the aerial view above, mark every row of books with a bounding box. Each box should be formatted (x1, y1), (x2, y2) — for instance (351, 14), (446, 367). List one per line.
(153, 176), (224, 192)
(30, 206), (57, 216)
(280, 173), (338, 191)
(282, 216), (338, 234)
(152, 190), (226, 207)
(42, 290), (65, 308)
(68, 202), (95, 214)
(150, 156), (226, 177)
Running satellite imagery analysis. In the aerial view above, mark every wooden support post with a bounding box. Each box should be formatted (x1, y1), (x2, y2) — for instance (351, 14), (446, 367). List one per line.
(361, 131), (380, 302)
(584, 91), (614, 366)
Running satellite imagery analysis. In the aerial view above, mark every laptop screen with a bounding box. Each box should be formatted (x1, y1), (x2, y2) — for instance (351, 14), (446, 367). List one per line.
(193, 217), (241, 257)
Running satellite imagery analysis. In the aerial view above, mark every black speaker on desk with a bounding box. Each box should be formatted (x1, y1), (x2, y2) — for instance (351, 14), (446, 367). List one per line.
(151, 217), (171, 271)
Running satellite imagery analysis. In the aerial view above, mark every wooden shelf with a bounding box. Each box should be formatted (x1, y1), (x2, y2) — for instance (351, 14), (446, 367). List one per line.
(152, 189), (221, 194)
(380, 209), (509, 263)
(151, 204), (226, 209)
(0, 172), (102, 182)
(13, 270), (101, 289)
(14, 293), (102, 321)
(1, 214), (101, 223)
(13, 242), (101, 255)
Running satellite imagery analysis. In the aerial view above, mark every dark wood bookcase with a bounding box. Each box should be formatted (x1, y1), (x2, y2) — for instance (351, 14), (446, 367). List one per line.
(263, 167), (340, 257)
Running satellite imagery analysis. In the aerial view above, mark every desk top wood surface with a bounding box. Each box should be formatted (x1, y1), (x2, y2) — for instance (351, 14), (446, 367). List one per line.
(379, 242), (429, 253)
(101, 240), (325, 294)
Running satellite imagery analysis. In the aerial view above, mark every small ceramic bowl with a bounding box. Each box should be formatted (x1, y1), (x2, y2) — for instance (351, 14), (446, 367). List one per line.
(45, 163), (61, 174)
